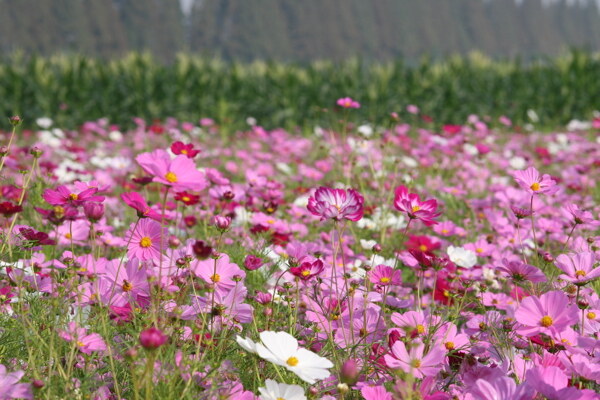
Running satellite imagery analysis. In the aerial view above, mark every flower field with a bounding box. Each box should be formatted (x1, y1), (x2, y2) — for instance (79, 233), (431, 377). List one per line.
(0, 102), (600, 399)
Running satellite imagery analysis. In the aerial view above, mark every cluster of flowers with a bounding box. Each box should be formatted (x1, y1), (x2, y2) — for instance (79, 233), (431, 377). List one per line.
(0, 107), (599, 399)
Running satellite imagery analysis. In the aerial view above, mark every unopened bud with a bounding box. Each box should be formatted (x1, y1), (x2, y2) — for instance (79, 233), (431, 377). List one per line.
(29, 147), (43, 158)
(9, 116), (22, 126)
(542, 252), (554, 263)
(372, 243), (382, 253)
(340, 359), (360, 385)
(168, 235), (181, 248)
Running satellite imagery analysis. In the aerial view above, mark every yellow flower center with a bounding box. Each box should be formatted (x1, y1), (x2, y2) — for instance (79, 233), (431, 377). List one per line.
(476, 248), (484, 253)
(53, 206), (65, 217)
(76, 341), (85, 347)
(530, 182), (540, 191)
(181, 149), (188, 155)
(411, 359), (422, 368)
(122, 280), (133, 292)
(267, 219), (275, 224)
(416, 324), (425, 334)
(210, 274), (221, 283)
(301, 270), (311, 277)
(65, 233), (72, 239)
(165, 172), (178, 183)
(419, 244), (428, 252)
(445, 341), (455, 350)
(412, 205), (421, 213)
(182, 196), (190, 202)
(380, 277), (390, 283)
(575, 270), (586, 277)
(140, 237), (152, 248)
(441, 229), (449, 234)
(540, 315), (553, 327)
(286, 356), (299, 367)
(587, 312), (596, 320)
(69, 193), (79, 200)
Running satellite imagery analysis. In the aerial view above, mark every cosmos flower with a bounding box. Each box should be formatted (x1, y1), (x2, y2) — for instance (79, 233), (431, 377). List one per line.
(289, 259), (325, 281)
(0, 364), (32, 400)
(512, 166), (558, 195)
(125, 218), (168, 262)
(497, 259), (547, 283)
(554, 252), (600, 285)
(42, 185), (104, 207)
(58, 322), (107, 355)
(336, 97), (360, 109)
(258, 380), (306, 400)
(254, 331), (333, 384)
(514, 290), (578, 336)
(447, 246), (477, 268)
(136, 149), (207, 191)
(121, 192), (166, 222)
(384, 342), (445, 378)
(393, 186), (441, 226)
(369, 264), (402, 286)
(307, 186), (364, 222)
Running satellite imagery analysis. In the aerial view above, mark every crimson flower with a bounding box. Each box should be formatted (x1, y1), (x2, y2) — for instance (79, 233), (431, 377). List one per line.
(174, 191), (200, 206)
(290, 259), (325, 281)
(19, 227), (56, 246)
(307, 186), (364, 222)
(0, 201), (22, 217)
(393, 186), (441, 226)
(171, 141), (200, 158)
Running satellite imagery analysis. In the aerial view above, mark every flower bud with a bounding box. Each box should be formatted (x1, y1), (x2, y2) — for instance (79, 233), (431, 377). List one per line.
(192, 240), (212, 260)
(32, 379), (44, 389)
(139, 327), (167, 350)
(211, 215), (231, 230)
(83, 202), (105, 222)
(372, 243), (382, 253)
(9, 115), (22, 126)
(0, 146), (8, 156)
(168, 235), (181, 248)
(337, 383), (350, 394)
(542, 252), (554, 263)
(29, 147), (43, 158)
(340, 359), (360, 385)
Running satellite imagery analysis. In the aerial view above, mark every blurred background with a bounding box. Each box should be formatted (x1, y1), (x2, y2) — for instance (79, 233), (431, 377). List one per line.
(0, 0), (599, 130)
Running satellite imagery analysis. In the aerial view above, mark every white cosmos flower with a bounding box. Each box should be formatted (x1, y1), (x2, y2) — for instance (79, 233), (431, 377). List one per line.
(236, 335), (258, 354)
(447, 246), (477, 268)
(258, 379), (306, 400)
(255, 331), (333, 384)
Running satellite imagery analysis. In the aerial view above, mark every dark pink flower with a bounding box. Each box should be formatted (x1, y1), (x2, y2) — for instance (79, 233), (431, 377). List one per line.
(121, 192), (165, 221)
(290, 259), (325, 281)
(307, 186), (364, 222)
(393, 186), (441, 226)
(369, 264), (402, 286)
(42, 185), (104, 207)
(243, 255), (263, 271)
(126, 218), (168, 262)
(170, 141), (200, 158)
(139, 327), (167, 349)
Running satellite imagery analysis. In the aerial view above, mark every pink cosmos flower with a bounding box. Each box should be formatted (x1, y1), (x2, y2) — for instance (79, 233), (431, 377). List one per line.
(514, 290), (578, 337)
(289, 259), (325, 281)
(497, 259), (547, 283)
(369, 264), (402, 286)
(0, 365), (32, 399)
(59, 322), (107, 355)
(555, 252), (600, 284)
(126, 218), (168, 262)
(561, 203), (600, 228)
(384, 342), (445, 378)
(468, 376), (533, 400)
(361, 386), (392, 400)
(336, 97), (360, 109)
(512, 166), (558, 195)
(104, 259), (150, 306)
(191, 253), (246, 295)
(136, 149), (207, 191)
(393, 186), (441, 226)
(42, 185), (104, 207)
(307, 186), (364, 222)
(121, 192), (166, 221)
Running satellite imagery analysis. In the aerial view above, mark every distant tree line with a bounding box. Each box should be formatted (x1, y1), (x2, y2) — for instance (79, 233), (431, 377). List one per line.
(0, 0), (599, 62)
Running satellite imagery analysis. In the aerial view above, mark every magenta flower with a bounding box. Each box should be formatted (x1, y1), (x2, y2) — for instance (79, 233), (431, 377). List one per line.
(290, 259), (325, 281)
(59, 322), (106, 355)
(555, 252), (600, 285)
(514, 290), (578, 337)
(191, 253), (245, 295)
(121, 192), (166, 221)
(393, 186), (441, 226)
(384, 342), (445, 378)
(42, 185), (104, 207)
(336, 97), (360, 109)
(136, 149), (207, 191)
(307, 186), (364, 222)
(512, 166), (558, 195)
(139, 327), (167, 349)
(497, 259), (547, 283)
(0, 365), (32, 399)
(361, 386), (392, 400)
(126, 218), (168, 262)
(369, 264), (402, 286)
